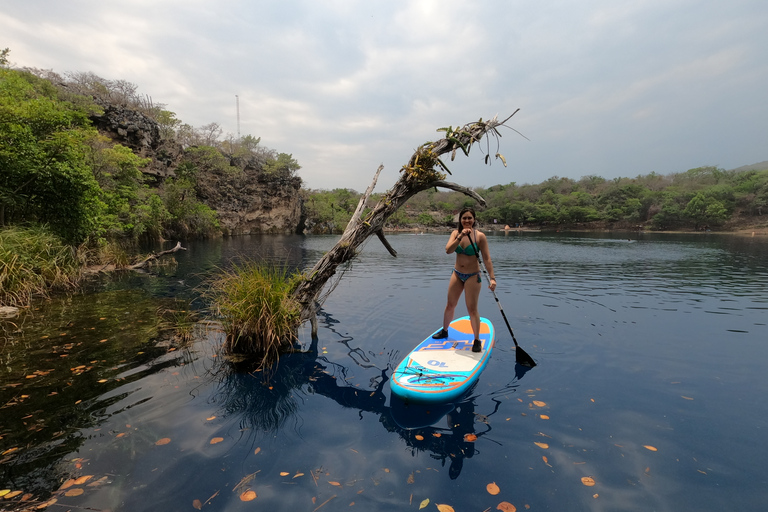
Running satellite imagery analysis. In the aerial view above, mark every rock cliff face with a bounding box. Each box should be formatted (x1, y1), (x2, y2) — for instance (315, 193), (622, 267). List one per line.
(89, 106), (304, 234)
(196, 169), (304, 235)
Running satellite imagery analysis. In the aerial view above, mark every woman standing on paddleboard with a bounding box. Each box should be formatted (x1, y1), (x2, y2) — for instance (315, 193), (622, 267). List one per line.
(432, 207), (497, 352)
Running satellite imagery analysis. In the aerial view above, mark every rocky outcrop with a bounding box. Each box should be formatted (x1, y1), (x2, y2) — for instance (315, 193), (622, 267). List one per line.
(89, 105), (183, 179)
(196, 169), (304, 235)
(89, 105), (304, 234)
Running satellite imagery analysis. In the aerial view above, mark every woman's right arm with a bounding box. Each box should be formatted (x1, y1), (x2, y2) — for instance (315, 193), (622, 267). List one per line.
(445, 230), (462, 253)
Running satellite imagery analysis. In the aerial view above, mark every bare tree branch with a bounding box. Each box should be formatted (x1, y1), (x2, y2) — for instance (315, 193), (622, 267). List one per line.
(129, 242), (187, 269)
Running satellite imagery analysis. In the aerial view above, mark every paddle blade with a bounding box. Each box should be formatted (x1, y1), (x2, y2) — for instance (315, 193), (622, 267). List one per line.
(515, 346), (537, 367)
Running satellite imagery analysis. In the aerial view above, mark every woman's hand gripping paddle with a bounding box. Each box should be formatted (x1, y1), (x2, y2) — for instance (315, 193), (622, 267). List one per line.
(468, 232), (536, 367)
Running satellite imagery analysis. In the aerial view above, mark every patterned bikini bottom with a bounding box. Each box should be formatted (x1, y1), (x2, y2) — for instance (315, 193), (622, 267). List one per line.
(453, 268), (481, 283)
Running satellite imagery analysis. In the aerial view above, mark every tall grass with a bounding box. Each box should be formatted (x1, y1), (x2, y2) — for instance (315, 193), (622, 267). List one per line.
(0, 226), (85, 307)
(206, 261), (303, 362)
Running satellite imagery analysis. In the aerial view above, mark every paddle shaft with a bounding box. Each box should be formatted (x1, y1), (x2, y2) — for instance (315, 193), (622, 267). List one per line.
(467, 231), (536, 367)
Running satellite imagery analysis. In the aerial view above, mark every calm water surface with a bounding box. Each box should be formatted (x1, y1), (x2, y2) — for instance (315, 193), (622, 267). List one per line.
(1, 231), (767, 511)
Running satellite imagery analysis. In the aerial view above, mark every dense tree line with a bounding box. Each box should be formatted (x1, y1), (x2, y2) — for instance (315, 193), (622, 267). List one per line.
(303, 166), (768, 233)
(0, 53), (300, 245)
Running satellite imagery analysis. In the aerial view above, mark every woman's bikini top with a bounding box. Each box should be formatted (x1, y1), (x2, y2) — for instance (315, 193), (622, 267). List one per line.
(454, 242), (478, 256)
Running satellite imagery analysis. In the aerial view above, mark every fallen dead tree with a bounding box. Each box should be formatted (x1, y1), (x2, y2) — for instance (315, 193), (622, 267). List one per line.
(129, 241), (187, 269)
(292, 112), (522, 329)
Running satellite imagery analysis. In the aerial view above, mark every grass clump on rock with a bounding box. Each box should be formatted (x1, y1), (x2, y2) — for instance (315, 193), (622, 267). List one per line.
(208, 261), (303, 362)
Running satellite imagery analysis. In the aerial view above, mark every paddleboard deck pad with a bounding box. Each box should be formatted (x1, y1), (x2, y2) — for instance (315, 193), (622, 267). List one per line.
(391, 316), (495, 403)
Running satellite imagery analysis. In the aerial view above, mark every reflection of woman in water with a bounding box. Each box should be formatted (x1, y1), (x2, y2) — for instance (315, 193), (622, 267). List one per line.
(444, 401), (480, 479)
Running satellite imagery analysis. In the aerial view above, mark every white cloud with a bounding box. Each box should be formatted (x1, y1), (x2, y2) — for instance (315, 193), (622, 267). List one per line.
(2, 0), (767, 191)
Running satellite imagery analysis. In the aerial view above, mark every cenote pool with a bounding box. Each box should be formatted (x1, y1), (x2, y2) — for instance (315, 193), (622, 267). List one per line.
(1, 231), (767, 511)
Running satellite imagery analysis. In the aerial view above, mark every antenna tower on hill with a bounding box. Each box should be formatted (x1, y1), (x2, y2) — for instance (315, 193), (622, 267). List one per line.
(235, 95), (241, 138)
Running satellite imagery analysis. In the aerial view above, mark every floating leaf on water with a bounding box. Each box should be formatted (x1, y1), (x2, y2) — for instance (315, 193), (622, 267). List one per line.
(36, 497), (58, 509)
(681, 396), (694, 400)
(419, 498), (430, 509)
(155, 438), (171, 446)
(432, 433), (441, 438)
(192, 499), (203, 510)
(240, 490), (257, 501)
(233, 472), (259, 493)
(60, 479), (75, 490)
(542, 456), (549, 464)
(581, 476), (596, 486)
(415, 435), (424, 441)
(534, 442), (549, 449)
(593, 494), (599, 499)
(644, 445), (658, 452)
(540, 415), (550, 420)
(280, 472), (290, 476)
(4, 490), (23, 499)
(497, 502), (517, 512)
(383, 468), (390, 473)
(436, 504), (455, 512)
(487, 482), (500, 495)
(73, 476), (92, 485)
(206, 416), (216, 421)
(0, 490), (10, 498)
(254, 447), (261, 455)
(532, 401), (546, 407)
(329, 481), (342, 487)
(64, 488), (84, 497)
(210, 437), (224, 444)
(293, 473), (304, 478)
(88, 476), (109, 487)
(464, 433), (477, 442)
(407, 472), (415, 484)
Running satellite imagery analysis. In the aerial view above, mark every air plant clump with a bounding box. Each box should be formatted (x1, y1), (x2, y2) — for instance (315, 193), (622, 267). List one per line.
(206, 261), (303, 362)
(401, 145), (449, 184)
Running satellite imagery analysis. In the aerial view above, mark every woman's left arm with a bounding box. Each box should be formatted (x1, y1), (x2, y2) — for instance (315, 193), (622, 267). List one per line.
(478, 233), (497, 291)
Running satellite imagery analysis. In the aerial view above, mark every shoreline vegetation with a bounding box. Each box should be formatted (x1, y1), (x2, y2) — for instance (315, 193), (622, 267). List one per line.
(380, 223), (768, 236)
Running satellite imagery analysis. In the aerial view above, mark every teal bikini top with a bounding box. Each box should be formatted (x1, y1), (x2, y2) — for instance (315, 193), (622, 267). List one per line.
(455, 242), (478, 256)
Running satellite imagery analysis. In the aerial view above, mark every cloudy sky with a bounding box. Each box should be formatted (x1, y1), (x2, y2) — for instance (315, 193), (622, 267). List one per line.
(3, 0), (767, 192)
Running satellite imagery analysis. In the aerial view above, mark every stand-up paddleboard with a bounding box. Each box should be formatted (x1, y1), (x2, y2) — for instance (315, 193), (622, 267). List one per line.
(391, 316), (495, 403)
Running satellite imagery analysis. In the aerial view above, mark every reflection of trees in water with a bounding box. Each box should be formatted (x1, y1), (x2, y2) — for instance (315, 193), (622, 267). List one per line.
(209, 310), (532, 479)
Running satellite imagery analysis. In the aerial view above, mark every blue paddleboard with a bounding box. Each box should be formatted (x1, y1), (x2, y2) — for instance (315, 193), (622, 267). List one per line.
(390, 316), (495, 403)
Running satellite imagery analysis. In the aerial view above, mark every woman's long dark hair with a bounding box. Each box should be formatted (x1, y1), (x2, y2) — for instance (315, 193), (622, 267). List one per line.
(457, 207), (477, 230)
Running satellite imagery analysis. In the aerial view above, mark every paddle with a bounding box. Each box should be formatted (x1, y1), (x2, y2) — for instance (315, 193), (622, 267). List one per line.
(468, 231), (537, 367)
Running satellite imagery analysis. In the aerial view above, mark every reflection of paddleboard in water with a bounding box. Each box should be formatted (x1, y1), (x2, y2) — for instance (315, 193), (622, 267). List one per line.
(390, 397), (456, 429)
(390, 316), (495, 403)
